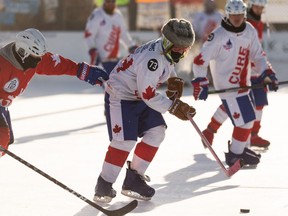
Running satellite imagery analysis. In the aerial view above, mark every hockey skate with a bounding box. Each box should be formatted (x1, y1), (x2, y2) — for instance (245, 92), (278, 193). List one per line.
(93, 175), (116, 203)
(225, 147), (260, 168)
(121, 161), (155, 201)
(250, 134), (270, 149)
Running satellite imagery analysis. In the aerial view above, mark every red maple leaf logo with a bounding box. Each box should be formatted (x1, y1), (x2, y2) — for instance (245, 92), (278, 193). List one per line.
(117, 58), (133, 72)
(193, 54), (205, 66)
(142, 86), (155, 100)
(113, 124), (122, 134)
(233, 112), (240, 119)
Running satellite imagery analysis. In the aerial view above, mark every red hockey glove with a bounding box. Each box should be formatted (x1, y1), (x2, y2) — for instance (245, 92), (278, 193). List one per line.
(77, 62), (108, 86)
(166, 77), (184, 100)
(191, 77), (209, 100)
(168, 98), (196, 121)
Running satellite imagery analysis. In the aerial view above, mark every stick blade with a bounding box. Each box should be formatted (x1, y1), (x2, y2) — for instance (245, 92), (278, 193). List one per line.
(104, 199), (138, 216)
(226, 159), (244, 177)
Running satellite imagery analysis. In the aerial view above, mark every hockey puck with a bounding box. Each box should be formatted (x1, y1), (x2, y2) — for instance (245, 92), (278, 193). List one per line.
(240, 209), (250, 213)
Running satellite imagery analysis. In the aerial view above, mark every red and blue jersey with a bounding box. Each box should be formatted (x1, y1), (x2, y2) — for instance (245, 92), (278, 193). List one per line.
(0, 43), (79, 107)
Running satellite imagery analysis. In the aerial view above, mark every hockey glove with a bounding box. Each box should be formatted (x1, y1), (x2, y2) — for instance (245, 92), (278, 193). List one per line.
(128, 45), (138, 54)
(168, 98), (196, 121)
(258, 68), (278, 91)
(251, 76), (269, 93)
(77, 62), (108, 86)
(166, 77), (184, 100)
(191, 77), (209, 100)
(89, 48), (101, 65)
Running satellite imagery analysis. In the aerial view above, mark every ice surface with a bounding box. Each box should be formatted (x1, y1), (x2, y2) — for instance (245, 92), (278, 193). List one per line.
(1, 75), (288, 216)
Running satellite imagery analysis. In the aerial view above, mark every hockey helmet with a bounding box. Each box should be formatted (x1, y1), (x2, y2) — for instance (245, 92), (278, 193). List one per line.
(15, 28), (47, 61)
(225, 0), (247, 17)
(249, 0), (268, 7)
(161, 18), (195, 63)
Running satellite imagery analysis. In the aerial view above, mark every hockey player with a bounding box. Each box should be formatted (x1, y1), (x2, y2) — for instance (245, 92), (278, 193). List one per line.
(84, 0), (137, 74)
(188, 0), (223, 89)
(93, 18), (196, 203)
(201, 0), (273, 149)
(191, 0), (278, 167)
(191, 0), (223, 45)
(0, 28), (108, 157)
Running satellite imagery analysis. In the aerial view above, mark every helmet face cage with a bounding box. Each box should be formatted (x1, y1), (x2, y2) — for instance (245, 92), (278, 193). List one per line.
(162, 36), (188, 64)
(225, 0), (247, 17)
(162, 36), (174, 62)
(15, 28), (47, 61)
(249, 0), (268, 7)
(162, 35), (173, 52)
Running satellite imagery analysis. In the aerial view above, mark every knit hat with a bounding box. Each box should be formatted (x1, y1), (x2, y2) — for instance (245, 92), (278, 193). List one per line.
(161, 18), (195, 48)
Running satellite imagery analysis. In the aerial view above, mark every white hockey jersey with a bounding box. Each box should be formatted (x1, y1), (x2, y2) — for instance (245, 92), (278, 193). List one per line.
(107, 38), (177, 113)
(193, 22), (270, 99)
(84, 7), (134, 61)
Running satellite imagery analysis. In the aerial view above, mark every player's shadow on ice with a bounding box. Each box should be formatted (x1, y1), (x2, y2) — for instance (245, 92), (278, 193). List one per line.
(73, 202), (134, 216)
(133, 153), (239, 213)
(73, 153), (239, 216)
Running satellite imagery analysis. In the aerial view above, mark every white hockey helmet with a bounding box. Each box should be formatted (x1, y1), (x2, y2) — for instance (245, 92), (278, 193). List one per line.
(225, 0), (247, 17)
(15, 28), (47, 60)
(249, 0), (268, 7)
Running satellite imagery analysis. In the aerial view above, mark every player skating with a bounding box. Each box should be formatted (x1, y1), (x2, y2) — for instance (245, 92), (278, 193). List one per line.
(93, 18), (196, 203)
(191, 0), (278, 167)
(201, 0), (275, 149)
(84, 0), (137, 74)
(0, 28), (108, 157)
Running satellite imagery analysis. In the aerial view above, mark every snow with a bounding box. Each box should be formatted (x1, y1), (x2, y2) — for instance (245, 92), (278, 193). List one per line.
(1, 75), (288, 216)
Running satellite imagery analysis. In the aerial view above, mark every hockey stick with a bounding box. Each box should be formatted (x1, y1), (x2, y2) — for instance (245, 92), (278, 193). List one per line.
(0, 146), (137, 216)
(208, 80), (288, 94)
(187, 115), (243, 177)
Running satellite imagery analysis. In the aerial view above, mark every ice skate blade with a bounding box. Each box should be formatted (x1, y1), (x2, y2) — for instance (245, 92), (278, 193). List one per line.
(241, 164), (258, 169)
(121, 190), (152, 201)
(251, 145), (269, 149)
(250, 146), (269, 153)
(93, 195), (113, 204)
